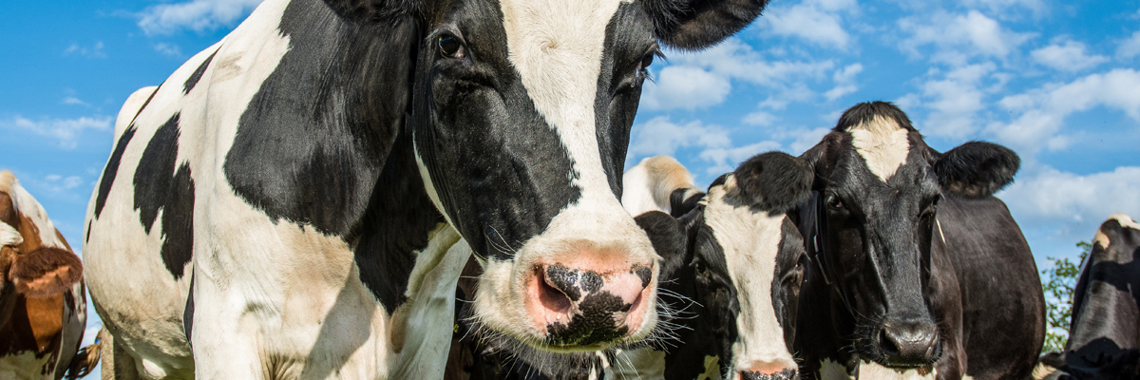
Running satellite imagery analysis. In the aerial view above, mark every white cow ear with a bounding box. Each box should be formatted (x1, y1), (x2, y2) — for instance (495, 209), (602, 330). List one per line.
(640, 0), (771, 50)
(932, 141), (1019, 199)
(322, 0), (421, 22)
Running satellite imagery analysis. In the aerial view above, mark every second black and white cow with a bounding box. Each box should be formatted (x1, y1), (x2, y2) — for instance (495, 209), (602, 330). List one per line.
(447, 153), (813, 380)
(793, 101), (1046, 379)
(82, 0), (772, 378)
(1036, 214), (1140, 380)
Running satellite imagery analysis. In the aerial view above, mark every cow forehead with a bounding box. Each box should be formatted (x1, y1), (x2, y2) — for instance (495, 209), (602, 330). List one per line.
(1094, 213), (1140, 253)
(848, 116), (910, 182)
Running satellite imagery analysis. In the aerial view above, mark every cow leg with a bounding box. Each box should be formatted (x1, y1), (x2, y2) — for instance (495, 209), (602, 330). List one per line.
(99, 329), (141, 380)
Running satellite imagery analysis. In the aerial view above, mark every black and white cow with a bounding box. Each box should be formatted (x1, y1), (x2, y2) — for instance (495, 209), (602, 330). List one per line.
(792, 101), (1046, 379)
(82, 0), (772, 378)
(1035, 214), (1140, 380)
(446, 153), (813, 380)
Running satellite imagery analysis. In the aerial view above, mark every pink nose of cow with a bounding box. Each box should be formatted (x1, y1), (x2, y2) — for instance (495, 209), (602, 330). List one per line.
(738, 361), (798, 380)
(526, 260), (652, 347)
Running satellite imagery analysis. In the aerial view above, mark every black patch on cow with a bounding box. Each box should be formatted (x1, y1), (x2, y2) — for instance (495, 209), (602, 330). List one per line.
(833, 100), (916, 133)
(595, 2), (657, 198)
(688, 221), (742, 374)
(183, 271), (195, 347)
(409, 0), (582, 261)
(94, 125), (137, 219)
(224, 0), (417, 237)
(546, 291), (630, 346)
(733, 151), (812, 214)
(183, 50), (218, 95)
(545, 265), (583, 302)
(85, 220), (91, 243)
(133, 113), (196, 279)
(669, 188), (704, 218)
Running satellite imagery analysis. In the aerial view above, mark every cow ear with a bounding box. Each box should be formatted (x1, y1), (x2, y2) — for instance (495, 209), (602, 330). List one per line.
(641, 0), (771, 50)
(8, 247), (82, 298)
(932, 141), (1019, 199)
(322, 0), (420, 22)
(732, 151), (812, 214)
(634, 211), (689, 277)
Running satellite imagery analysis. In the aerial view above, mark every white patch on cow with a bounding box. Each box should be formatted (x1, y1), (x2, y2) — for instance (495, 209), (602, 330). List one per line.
(0, 171), (67, 250)
(114, 86), (158, 137)
(1031, 361), (1065, 380)
(1097, 213), (1140, 249)
(0, 222), (20, 248)
(848, 116), (910, 182)
(819, 359), (938, 380)
(703, 175), (798, 377)
(0, 350), (54, 380)
(390, 226), (470, 379)
(622, 156), (698, 216)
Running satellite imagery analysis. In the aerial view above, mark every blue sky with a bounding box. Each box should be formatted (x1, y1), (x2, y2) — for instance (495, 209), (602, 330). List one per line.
(1, 0), (1137, 376)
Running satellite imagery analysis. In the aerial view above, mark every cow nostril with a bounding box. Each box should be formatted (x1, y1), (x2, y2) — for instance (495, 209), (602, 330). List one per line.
(880, 327), (900, 357)
(538, 267), (572, 314)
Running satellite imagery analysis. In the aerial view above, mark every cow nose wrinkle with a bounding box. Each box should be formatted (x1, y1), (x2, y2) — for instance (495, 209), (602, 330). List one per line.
(740, 369), (798, 380)
(879, 321), (940, 365)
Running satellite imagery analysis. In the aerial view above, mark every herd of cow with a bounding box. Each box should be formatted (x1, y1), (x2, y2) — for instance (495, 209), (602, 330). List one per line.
(2, 0), (1137, 379)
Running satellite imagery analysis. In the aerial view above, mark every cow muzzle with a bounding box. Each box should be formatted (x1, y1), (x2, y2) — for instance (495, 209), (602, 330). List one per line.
(738, 359), (799, 380)
(878, 319), (941, 366)
(526, 259), (653, 347)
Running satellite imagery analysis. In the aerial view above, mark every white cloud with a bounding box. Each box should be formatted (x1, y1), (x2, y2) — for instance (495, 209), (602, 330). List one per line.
(642, 39), (834, 110)
(1117, 30), (1140, 59)
(63, 41), (106, 59)
(825, 63), (863, 101)
(1002, 166), (1140, 224)
(628, 117), (731, 159)
(137, 0), (264, 35)
(1031, 39), (1108, 72)
(989, 68), (1140, 155)
(743, 110), (777, 126)
(641, 67), (732, 110)
(961, 0), (1047, 17)
(154, 43), (184, 58)
(899, 10), (1034, 62)
(1, 115), (112, 149)
(700, 140), (783, 175)
(763, 0), (857, 49)
(907, 63), (996, 139)
(62, 97), (88, 106)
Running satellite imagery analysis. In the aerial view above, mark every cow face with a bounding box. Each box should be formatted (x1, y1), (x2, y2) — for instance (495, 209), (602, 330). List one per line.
(643, 152), (812, 380)
(799, 101), (1019, 368)
(1050, 214), (1140, 378)
(317, 0), (774, 351)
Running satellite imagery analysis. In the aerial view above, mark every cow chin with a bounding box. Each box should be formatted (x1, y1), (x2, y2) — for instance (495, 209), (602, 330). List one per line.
(470, 229), (659, 352)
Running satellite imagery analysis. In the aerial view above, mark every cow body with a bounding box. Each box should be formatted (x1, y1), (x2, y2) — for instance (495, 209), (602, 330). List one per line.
(1036, 214), (1140, 380)
(792, 101), (1045, 380)
(83, 0), (771, 378)
(0, 170), (95, 380)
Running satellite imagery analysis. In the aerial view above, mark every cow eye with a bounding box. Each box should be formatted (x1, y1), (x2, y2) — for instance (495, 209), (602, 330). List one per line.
(827, 196), (843, 210)
(438, 35), (466, 59)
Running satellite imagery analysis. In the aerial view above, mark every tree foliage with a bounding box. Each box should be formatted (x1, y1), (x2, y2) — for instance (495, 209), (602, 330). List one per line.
(1040, 241), (1092, 353)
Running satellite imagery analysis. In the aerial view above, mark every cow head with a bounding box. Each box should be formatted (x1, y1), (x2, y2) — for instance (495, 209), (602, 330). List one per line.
(1044, 214), (1140, 379)
(322, 0), (772, 351)
(638, 152), (812, 380)
(798, 101), (1019, 367)
(0, 170), (83, 326)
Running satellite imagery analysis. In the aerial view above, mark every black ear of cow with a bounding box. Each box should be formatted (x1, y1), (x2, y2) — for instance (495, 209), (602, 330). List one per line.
(322, 0), (420, 22)
(634, 211), (689, 277)
(733, 151), (812, 214)
(933, 141), (1019, 199)
(641, 0), (771, 50)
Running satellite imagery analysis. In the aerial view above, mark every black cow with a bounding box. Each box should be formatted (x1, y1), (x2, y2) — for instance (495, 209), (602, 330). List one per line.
(81, 0), (773, 377)
(1036, 214), (1140, 380)
(446, 152), (813, 380)
(793, 101), (1046, 379)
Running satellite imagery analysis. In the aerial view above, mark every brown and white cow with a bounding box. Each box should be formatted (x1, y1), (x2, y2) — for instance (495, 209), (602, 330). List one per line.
(0, 170), (99, 379)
